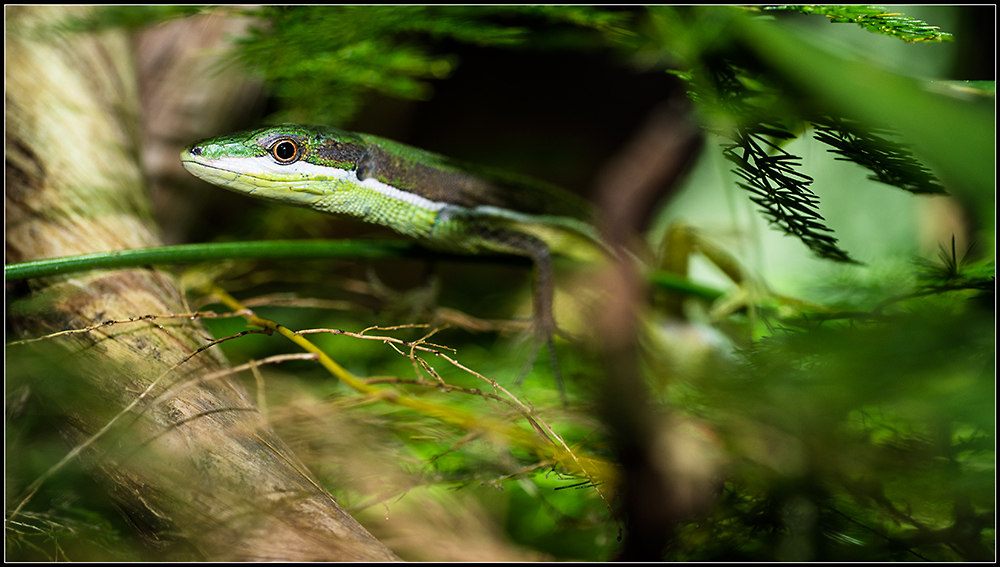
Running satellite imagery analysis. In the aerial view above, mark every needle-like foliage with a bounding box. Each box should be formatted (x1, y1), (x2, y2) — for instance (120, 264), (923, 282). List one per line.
(812, 116), (948, 195)
(11, 5), (992, 563)
(763, 5), (955, 43)
(664, 5), (956, 262)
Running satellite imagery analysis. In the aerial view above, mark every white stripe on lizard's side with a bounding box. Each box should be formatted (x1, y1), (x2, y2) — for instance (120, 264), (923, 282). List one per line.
(201, 156), (451, 213)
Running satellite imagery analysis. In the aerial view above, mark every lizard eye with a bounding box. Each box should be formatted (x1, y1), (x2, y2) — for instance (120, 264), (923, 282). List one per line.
(270, 139), (300, 164)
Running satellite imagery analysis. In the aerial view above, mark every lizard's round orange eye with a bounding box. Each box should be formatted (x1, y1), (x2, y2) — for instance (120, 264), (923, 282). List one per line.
(270, 139), (299, 163)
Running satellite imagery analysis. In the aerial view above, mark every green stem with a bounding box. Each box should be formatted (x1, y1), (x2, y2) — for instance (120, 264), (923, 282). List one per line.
(5, 239), (726, 300)
(648, 270), (725, 302)
(3, 239), (522, 281)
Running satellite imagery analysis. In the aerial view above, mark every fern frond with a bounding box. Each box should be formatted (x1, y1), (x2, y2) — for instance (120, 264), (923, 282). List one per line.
(723, 128), (857, 263)
(914, 237), (996, 294)
(811, 117), (947, 195)
(762, 5), (954, 43)
(681, 60), (856, 262)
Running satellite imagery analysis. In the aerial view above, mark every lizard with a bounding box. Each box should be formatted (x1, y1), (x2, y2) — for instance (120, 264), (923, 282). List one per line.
(180, 124), (608, 400)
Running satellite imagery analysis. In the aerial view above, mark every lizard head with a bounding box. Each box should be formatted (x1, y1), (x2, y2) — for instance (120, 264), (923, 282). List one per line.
(180, 125), (368, 206)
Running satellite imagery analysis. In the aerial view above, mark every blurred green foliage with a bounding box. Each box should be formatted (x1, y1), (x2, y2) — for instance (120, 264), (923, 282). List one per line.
(8, 5), (994, 562)
(231, 6), (634, 126)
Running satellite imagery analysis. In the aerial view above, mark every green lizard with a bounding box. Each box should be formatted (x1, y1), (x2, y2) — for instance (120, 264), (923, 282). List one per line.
(180, 124), (607, 398)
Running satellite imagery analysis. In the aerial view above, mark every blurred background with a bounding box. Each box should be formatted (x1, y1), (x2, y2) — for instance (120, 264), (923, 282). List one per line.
(6, 6), (994, 561)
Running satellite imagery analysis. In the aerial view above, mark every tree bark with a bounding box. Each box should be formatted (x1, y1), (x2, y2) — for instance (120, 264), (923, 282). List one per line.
(5, 6), (399, 561)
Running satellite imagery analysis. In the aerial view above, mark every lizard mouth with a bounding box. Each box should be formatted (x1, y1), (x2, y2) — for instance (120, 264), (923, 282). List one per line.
(180, 153), (329, 198)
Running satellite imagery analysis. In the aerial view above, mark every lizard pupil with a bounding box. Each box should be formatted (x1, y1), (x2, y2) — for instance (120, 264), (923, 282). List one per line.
(272, 139), (299, 163)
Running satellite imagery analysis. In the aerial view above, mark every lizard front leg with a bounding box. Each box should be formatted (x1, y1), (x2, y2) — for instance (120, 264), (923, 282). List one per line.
(478, 228), (566, 403)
